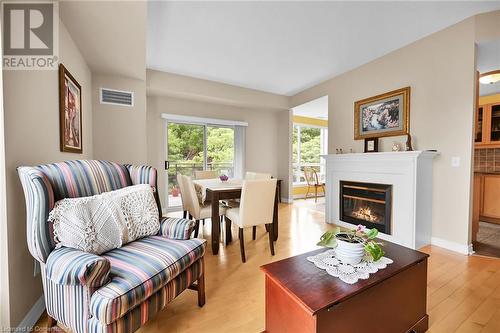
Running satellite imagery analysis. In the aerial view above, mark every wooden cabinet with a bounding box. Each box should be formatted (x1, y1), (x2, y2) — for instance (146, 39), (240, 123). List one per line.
(473, 174), (500, 235)
(482, 174), (500, 221)
(475, 103), (500, 148)
(261, 244), (429, 333)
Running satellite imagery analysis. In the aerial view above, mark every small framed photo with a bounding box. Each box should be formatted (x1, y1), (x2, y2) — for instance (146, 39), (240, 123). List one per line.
(364, 138), (379, 153)
(59, 63), (82, 153)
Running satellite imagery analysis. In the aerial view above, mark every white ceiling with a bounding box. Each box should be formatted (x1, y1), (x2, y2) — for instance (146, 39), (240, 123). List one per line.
(477, 39), (500, 97)
(147, 1), (500, 96)
(292, 95), (328, 120)
(61, 1), (147, 80)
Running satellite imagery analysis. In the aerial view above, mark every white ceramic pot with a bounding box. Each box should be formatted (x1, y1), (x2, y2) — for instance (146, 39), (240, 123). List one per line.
(335, 234), (365, 265)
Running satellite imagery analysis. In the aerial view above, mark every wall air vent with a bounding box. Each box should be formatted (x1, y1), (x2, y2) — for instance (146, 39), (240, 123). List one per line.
(100, 88), (134, 107)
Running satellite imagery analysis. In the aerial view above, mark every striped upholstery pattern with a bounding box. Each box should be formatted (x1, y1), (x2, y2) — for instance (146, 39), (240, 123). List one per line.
(18, 160), (133, 262)
(37, 160), (131, 201)
(90, 236), (206, 324)
(88, 259), (202, 333)
(46, 247), (111, 287)
(125, 165), (157, 188)
(18, 167), (56, 262)
(42, 263), (93, 333)
(19, 160), (203, 333)
(158, 217), (195, 240)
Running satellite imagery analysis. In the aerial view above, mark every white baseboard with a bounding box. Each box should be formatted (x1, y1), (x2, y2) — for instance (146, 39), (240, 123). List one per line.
(18, 295), (45, 329)
(281, 197), (293, 204)
(431, 237), (471, 255)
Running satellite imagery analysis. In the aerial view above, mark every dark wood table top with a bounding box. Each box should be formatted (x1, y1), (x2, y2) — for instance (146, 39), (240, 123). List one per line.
(260, 241), (429, 315)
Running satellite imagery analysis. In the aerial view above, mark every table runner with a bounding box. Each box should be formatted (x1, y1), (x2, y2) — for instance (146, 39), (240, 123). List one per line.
(193, 178), (242, 203)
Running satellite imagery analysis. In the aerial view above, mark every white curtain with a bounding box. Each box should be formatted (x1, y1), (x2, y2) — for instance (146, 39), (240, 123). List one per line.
(234, 126), (246, 179)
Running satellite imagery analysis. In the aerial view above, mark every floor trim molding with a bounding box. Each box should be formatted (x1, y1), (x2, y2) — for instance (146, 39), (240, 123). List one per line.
(431, 237), (470, 255)
(18, 295), (45, 329)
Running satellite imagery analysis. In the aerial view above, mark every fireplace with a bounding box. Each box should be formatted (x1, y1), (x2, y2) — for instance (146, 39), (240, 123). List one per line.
(340, 181), (392, 234)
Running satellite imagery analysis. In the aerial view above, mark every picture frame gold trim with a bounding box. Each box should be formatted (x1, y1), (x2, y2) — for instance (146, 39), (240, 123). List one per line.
(59, 63), (83, 153)
(354, 86), (411, 140)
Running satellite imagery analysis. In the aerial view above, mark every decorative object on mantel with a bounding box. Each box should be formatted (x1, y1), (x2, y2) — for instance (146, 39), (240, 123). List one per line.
(364, 138), (378, 153)
(392, 142), (401, 151)
(354, 86), (410, 140)
(405, 133), (413, 151)
(317, 225), (385, 264)
(307, 249), (393, 284)
(59, 64), (83, 153)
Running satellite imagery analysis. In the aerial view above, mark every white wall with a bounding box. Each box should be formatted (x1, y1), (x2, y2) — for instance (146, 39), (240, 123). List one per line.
(292, 18), (477, 249)
(92, 74), (147, 165)
(147, 94), (290, 209)
(0, 19), (10, 329)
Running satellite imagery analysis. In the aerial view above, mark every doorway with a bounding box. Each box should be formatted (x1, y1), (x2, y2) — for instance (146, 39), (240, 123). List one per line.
(472, 39), (500, 257)
(165, 121), (235, 210)
(290, 96), (328, 209)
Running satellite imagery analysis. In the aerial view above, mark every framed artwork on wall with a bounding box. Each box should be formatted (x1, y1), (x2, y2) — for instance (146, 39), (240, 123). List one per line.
(364, 138), (379, 153)
(59, 63), (82, 153)
(354, 86), (410, 140)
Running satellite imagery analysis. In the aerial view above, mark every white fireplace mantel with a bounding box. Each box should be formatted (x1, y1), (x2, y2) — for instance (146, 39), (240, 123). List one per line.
(322, 151), (438, 249)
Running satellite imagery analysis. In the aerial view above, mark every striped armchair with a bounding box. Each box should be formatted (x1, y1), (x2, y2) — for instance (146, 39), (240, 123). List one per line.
(17, 160), (206, 333)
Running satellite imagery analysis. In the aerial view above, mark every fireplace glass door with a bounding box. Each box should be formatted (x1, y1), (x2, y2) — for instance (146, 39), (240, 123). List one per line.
(340, 181), (392, 234)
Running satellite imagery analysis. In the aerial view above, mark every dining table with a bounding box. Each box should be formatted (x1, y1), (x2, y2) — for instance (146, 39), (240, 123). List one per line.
(193, 178), (280, 255)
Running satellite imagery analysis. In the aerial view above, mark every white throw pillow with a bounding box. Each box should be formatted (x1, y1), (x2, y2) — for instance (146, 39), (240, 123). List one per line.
(49, 184), (159, 254)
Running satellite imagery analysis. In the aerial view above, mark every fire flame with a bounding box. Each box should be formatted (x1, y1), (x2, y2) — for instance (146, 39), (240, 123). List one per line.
(351, 206), (381, 223)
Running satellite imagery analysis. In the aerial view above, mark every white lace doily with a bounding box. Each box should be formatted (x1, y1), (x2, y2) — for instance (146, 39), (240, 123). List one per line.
(306, 249), (393, 284)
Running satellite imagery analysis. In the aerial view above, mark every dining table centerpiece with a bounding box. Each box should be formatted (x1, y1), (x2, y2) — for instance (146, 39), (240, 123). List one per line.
(219, 174), (229, 182)
(317, 225), (385, 265)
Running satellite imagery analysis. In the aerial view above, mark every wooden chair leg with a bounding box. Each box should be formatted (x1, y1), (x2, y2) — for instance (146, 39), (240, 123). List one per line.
(47, 315), (57, 328)
(239, 228), (246, 263)
(315, 186), (318, 203)
(252, 226), (256, 240)
(202, 219), (205, 225)
(197, 258), (206, 307)
(183, 210), (187, 219)
(268, 224), (275, 256)
(189, 213), (193, 220)
(194, 220), (200, 238)
(225, 217), (232, 245)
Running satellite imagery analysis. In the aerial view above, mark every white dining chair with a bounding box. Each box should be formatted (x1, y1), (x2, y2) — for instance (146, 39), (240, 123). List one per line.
(176, 173), (188, 219)
(183, 175), (226, 238)
(224, 179), (277, 263)
(194, 170), (218, 179)
(245, 171), (272, 180)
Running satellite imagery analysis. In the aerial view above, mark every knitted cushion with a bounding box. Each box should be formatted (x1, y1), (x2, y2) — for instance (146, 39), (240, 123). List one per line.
(49, 185), (159, 254)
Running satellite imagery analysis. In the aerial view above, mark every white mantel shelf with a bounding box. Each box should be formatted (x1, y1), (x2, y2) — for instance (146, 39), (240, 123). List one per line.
(322, 150), (438, 250)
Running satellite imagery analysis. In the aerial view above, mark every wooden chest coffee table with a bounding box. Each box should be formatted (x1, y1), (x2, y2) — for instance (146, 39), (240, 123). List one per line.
(260, 241), (429, 333)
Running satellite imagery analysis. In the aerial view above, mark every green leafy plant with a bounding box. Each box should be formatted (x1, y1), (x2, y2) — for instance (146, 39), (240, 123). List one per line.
(317, 225), (385, 262)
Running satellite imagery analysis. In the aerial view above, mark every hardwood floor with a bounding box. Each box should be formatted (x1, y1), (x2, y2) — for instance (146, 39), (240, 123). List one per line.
(37, 199), (500, 332)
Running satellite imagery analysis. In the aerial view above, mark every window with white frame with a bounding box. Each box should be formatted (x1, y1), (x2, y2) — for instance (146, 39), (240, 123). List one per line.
(292, 124), (328, 185)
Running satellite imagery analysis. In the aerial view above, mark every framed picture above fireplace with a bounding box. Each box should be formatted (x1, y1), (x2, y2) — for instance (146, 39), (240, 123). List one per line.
(354, 87), (410, 140)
